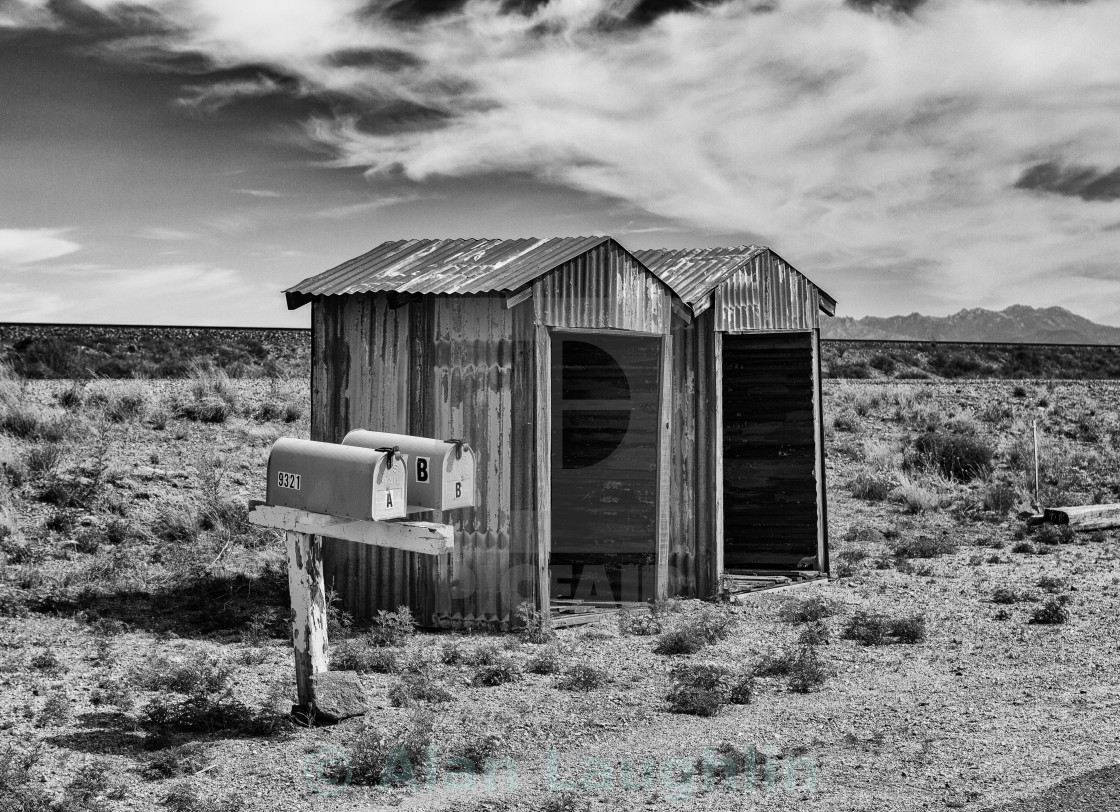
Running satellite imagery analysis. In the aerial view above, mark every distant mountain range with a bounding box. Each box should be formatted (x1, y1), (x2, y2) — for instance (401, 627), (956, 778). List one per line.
(821, 305), (1120, 345)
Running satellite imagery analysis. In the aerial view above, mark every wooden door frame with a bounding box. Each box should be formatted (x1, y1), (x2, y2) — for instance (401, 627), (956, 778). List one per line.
(535, 327), (672, 610)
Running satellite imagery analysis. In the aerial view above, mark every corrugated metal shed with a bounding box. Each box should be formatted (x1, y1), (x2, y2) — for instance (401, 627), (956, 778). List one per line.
(286, 236), (618, 308)
(634, 246), (837, 318)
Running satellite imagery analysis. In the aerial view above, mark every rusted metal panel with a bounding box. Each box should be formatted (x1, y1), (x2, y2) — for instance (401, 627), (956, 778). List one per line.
(666, 308), (717, 598)
(285, 237), (613, 306)
(715, 251), (823, 333)
(427, 295), (519, 627)
(311, 293), (420, 619)
(532, 242), (670, 333)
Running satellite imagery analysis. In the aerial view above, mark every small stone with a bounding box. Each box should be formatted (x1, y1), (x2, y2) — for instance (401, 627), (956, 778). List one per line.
(311, 671), (367, 722)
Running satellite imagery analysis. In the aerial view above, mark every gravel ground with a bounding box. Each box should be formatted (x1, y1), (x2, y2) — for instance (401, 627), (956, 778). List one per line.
(2, 379), (1119, 812)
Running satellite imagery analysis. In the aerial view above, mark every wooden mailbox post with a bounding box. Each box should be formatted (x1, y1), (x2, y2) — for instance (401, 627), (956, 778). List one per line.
(249, 436), (473, 712)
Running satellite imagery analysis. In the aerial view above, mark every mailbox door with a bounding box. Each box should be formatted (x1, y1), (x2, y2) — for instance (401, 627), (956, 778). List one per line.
(371, 456), (407, 520)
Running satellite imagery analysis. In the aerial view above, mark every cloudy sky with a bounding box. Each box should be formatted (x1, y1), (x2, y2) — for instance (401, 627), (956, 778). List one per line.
(1, 0), (1117, 328)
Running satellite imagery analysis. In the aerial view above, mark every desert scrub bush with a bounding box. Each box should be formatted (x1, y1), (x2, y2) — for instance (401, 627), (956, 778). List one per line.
(136, 654), (233, 695)
(889, 614), (927, 644)
(104, 384), (151, 423)
(991, 586), (1033, 604)
(1036, 575), (1067, 593)
(890, 476), (943, 514)
(909, 428), (994, 482)
(1011, 540), (1036, 554)
(23, 441), (65, 480)
(30, 647), (65, 675)
(653, 606), (734, 655)
(187, 364), (239, 408)
(57, 381), (85, 409)
(778, 594), (836, 624)
(332, 639), (399, 674)
(515, 600), (554, 643)
(144, 743), (210, 780)
(36, 690), (72, 727)
(162, 781), (244, 812)
(151, 502), (201, 543)
(981, 480), (1020, 515)
(1031, 524), (1075, 546)
(833, 548), (871, 577)
(754, 644), (829, 693)
(797, 621), (830, 647)
(368, 606), (416, 647)
(1029, 597), (1070, 625)
(471, 656), (521, 687)
(617, 607), (663, 635)
(340, 709), (437, 786)
(842, 610), (927, 645)
(841, 611), (889, 645)
(850, 470), (895, 501)
(892, 534), (957, 559)
(0, 402), (74, 442)
(249, 384), (302, 423)
(388, 673), (454, 706)
(665, 663), (752, 716)
(525, 645), (563, 675)
(556, 663), (608, 691)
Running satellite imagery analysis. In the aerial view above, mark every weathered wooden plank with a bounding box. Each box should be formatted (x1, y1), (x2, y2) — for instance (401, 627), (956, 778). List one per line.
(1044, 504), (1120, 529)
(250, 504), (454, 554)
(812, 327), (830, 573)
(713, 330), (724, 583)
(534, 323), (552, 625)
(285, 530), (327, 708)
(655, 330), (673, 602)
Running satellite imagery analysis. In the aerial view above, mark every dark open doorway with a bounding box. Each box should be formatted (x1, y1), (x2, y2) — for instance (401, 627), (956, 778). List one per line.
(722, 332), (822, 572)
(549, 333), (660, 604)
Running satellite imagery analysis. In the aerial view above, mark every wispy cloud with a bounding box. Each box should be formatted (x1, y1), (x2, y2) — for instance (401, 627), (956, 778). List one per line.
(234, 188), (285, 198)
(314, 193), (425, 219)
(0, 227), (81, 266)
(136, 227), (200, 241)
(6, 0), (1120, 320)
(176, 75), (289, 114)
(0, 261), (277, 325)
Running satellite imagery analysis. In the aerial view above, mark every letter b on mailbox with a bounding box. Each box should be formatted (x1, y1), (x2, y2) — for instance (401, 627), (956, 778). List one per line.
(343, 430), (475, 513)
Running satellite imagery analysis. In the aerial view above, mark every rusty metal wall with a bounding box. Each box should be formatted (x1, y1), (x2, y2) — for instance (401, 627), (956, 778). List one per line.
(533, 242), (670, 333)
(311, 292), (535, 627)
(312, 294), (420, 619)
(714, 252), (822, 333)
(667, 307), (717, 597)
(426, 295), (532, 627)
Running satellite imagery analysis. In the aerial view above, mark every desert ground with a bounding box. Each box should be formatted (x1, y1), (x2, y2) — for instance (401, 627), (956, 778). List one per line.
(2, 367), (1119, 812)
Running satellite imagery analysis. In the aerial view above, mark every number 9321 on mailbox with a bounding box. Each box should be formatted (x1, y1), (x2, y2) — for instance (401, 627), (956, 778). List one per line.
(266, 438), (408, 521)
(342, 430), (475, 513)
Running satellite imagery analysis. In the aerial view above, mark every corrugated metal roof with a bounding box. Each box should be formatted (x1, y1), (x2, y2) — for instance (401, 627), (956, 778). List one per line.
(285, 236), (612, 308)
(635, 245), (836, 316)
(634, 245), (766, 311)
(286, 237), (836, 317)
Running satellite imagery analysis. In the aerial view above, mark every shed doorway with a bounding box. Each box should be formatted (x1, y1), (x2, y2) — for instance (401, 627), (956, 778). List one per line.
(722, 332), (822, 573)
(550, 334), (660, 605)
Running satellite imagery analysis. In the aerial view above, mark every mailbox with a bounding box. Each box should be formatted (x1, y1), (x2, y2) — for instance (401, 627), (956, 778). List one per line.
(342, 430), (475, 512)
(266, 438), (407, 521)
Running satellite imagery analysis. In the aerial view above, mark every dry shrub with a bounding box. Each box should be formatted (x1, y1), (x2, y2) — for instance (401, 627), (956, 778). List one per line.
(556, 663), (608, 691)
(890, 477), (942, 514)
(910, 429), (994, 482)
(850, 471), (895, 501)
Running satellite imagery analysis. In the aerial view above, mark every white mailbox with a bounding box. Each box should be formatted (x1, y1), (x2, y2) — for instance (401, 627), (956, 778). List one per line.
(266, 438), (408, 521)
(342, 430), (475, 512)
